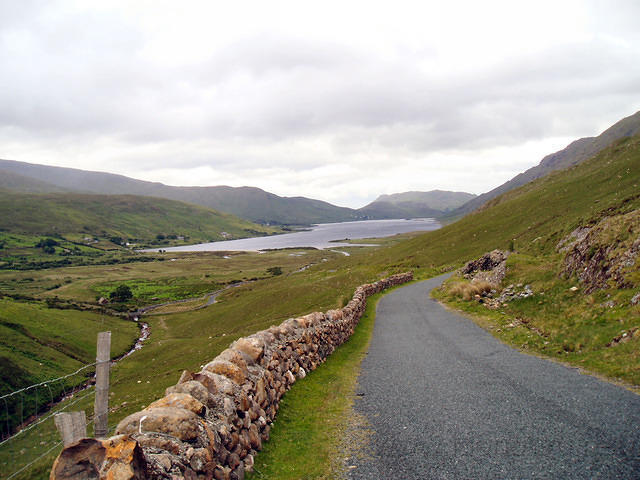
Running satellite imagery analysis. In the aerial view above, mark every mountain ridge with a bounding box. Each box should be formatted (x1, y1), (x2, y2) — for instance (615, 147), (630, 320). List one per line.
(0, 159), (474, 224)
(448, 110), (640, 218)
(359, 190), (476, 219)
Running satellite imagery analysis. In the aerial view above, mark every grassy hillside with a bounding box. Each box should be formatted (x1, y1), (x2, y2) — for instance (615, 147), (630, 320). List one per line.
(386, 135), (639, 268)
(449, 109), (640, 218)
(359, 190), (475, 219)
(0, 191), (279, 241)
(0, 191), (282, 270)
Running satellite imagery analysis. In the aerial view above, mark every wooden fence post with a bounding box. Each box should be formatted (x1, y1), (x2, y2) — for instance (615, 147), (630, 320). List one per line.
(54, 411), (87, 446)
(94, 331), (111, 438)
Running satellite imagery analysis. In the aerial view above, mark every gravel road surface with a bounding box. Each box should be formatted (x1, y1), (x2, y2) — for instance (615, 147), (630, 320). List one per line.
(348, 274), (640, 479)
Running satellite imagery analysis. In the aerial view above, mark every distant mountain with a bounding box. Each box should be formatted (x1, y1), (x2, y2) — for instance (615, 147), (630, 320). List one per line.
(0, 169), (69, 193)
(0, 160), (361, 225)
(358, 190), (476, 219)
(449, 110), (640, 218)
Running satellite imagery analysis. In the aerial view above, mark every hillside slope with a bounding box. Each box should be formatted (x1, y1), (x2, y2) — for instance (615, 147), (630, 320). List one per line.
(0, 160), (361, 225)
(359, 190), (475, 219)
(448, 110), (640, 218)
(0, 191), (280, 243)
(0, 169), (69, 193)
(388, 134), (639, 268)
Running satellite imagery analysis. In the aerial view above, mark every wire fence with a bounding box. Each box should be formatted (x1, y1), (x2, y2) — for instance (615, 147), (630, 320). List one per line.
(2, 398), (121, 480)
(0, 361), (107, 480)
(0, 329), (129, 479)
(0, 361), (99, 442)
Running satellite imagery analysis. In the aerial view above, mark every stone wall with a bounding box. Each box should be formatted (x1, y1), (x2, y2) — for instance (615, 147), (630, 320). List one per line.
(50, 272), (413, 480)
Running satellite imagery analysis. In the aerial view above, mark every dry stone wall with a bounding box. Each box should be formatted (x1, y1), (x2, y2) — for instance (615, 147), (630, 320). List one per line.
(50, 272), (413, 480)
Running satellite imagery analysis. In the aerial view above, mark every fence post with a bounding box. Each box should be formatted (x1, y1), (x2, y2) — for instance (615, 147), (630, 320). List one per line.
(54, 411), (87, 446)
(94, 331), (111, 438)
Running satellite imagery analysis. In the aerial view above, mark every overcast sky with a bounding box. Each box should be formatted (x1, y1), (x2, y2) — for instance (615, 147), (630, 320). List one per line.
(1, 1), (639, 208)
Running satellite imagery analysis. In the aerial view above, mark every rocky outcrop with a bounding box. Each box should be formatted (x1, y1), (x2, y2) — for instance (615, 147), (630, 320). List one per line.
(461, 249), (510, 286)
(559, 210), (639, 293)
(50, 273), (413, 480)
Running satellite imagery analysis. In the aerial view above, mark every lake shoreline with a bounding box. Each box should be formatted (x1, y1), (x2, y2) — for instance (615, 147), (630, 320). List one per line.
(146, 218), (441, 253)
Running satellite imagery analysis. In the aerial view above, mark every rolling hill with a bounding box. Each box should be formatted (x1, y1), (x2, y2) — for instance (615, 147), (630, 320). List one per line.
(359, 190), (475, 219)
(0, 170), (69, 194)
(0, 191), (280, 244)
(448, 109), (640, 218)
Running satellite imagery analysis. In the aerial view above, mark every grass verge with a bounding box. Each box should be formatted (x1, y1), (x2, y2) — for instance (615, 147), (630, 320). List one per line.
(247, 291), (385, 479)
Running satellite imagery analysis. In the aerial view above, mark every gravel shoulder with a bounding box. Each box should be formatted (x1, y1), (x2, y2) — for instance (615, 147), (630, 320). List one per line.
(347, 274), (640, 479)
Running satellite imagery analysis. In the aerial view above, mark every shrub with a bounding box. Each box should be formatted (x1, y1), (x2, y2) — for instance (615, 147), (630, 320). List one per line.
(110, 284), (133, 302)
(36, 238), (59, 248)
(267, 266), (283, 276)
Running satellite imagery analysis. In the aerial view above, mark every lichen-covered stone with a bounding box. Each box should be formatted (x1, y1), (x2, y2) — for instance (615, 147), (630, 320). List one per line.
(166, 380), (212, 408)
(204, 360), (247, 384)
(116, 407), (201, 441)
(232, 337), (265, 363)
(148, 393), (206, 416)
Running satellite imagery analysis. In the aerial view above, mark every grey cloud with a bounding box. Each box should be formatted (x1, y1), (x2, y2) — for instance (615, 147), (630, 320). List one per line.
(0, 1), (639, 197)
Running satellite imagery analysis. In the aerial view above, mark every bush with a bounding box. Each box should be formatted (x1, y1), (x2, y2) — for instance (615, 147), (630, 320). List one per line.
(267, 266), (283, 276)
(110, 284), (133, 302)
(109, 236), (124, 245)
(36, 238), (59, 248)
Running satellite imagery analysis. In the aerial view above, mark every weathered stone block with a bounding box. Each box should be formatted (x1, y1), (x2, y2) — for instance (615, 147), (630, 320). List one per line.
(148, 393), (206, 416)
(116, 407), (201, 441)
(232, 337), (265, 363)
(204, 360), (247, 384)
(50, 435), (146, 480)
(166, 380), (213, 409)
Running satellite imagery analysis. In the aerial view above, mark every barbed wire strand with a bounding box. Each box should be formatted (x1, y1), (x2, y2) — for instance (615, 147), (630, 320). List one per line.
(0, 388), (94, 448)
(0, 362), (100, 401)
(4, 393), (122, 480)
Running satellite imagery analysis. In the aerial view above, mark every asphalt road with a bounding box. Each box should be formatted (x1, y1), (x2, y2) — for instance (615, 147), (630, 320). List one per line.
(348, 274), (640, 479)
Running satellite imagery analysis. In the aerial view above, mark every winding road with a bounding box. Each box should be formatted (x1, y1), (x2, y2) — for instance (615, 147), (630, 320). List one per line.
(348, 274), (640, 479)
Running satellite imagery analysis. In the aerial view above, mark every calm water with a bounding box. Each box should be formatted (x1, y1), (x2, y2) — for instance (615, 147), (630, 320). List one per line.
(156, 218), (441, 252)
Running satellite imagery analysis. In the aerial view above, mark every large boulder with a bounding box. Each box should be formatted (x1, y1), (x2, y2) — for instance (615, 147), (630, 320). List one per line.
(50, 435), (146, 480)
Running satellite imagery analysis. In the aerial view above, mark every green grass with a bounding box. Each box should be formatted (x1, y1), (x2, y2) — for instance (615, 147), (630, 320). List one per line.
(248, 291), (384, 479)
(93, 277), (224, 304)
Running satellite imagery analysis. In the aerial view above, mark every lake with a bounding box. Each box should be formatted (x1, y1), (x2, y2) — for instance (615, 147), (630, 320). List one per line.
(156, 218), (441, 252)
